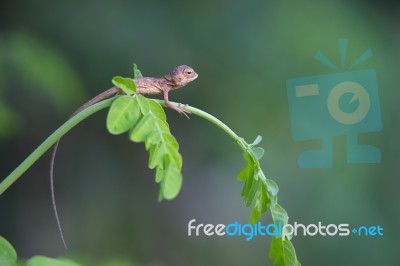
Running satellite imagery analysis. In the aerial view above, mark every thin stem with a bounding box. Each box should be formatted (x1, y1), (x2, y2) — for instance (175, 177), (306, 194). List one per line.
(153, 100), (249, 151)
(154, 101), (268, 182)
(0, 98), (115, 195)
(0, 98), (253, 195)
(153, 100), (268, 179)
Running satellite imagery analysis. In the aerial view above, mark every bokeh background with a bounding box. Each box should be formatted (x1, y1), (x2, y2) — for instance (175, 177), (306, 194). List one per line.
(1, 0), (399, 265)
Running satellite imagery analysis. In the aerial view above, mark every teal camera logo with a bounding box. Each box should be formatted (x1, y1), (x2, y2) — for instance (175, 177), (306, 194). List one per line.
(287, 39), (382, 168)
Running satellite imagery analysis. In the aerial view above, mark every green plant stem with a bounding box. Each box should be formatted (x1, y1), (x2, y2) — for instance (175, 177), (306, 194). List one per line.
(154, 100), (249, 149)
(0, 97), (256, 195)
(155, 100), (268, 181)
(0, 98), (115, 195)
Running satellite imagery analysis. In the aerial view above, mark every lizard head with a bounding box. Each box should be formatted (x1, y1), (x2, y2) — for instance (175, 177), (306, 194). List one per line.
(169, 65), (198, 87)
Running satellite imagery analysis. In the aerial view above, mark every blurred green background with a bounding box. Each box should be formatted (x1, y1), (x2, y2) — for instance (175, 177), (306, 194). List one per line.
(1, 0), (399, 265)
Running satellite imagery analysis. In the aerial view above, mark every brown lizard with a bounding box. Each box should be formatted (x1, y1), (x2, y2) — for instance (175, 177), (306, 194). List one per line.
(50, 65), (198, 248)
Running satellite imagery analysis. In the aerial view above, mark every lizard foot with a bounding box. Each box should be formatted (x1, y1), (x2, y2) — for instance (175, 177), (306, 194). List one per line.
(176, 104), (191, 119)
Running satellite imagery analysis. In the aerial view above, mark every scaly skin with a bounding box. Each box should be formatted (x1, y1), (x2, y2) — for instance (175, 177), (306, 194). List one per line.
(73, 65), (198, 117)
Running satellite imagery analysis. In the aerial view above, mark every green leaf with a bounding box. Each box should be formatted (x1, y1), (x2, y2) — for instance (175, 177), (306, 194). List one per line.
(160, 165), (183, 200)
(146, 130), (178, 150)
(148, 142), (182, 169)
(250, 135), (263, 146)
(271, 203), (289, 225)
(155, 165), (164, 183)
(249, 200), (262, 224)
(248, 184), (270, 225)
(133, 63), (143, 78)
(112, 76), (136, 95)
(164, 145), (183, 169)
(269, 237), (301, 266)
(136, 95), (150, 114)
(251, 147), (264, 160)
(238, 152), (271, 222)
(242, 170), (254, 198)
(237, 153), (254, 181)
(266, 179), (279, 205)
(108, 95), (184, 200)
(107, 96), (140, 135)
(27, 256), (82, 266)
(130, 115), (169, 143)
(266, 179), (279, 196)
(259, 184), (269, 213)
(281, 240), (301, 266)
(148, 143), (170, 169)
(0, 236), (17, 266)
(244, 178), (261, 207)
(129, 114), (153, 142)
(269, 236), (283, 260)
(148, 100), (167, 121)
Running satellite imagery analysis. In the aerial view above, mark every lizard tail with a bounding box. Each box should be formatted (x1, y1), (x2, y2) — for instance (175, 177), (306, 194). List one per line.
(50, 139), (68, 249)
(48, 86), (121, 249)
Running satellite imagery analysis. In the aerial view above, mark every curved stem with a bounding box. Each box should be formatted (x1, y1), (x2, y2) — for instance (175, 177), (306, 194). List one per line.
(0, 98), (115, 195)
(153, 100), (249, 151)
(0, 98), (253, 195)
(154, 100), (268, 181)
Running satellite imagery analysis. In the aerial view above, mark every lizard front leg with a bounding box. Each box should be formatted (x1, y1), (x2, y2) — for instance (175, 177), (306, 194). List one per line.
(162, 88), (190, 119)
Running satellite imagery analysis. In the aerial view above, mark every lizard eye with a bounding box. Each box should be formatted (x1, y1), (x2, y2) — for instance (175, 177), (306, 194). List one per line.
(186, 71), (192, 75)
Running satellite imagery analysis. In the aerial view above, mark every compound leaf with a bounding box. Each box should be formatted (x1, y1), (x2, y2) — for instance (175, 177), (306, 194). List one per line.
(107, 96), (140, 135)
(235, 134), (299, 266)
(106, 83), (183, 201)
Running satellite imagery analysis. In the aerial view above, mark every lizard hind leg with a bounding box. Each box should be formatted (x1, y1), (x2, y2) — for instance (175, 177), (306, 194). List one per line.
(167, 101), (190, 119)
(163, 89), (190, 119)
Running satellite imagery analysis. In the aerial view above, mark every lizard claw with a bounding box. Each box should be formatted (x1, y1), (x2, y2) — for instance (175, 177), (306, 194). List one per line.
(176, 103), (190, 119)
(164, 99), (191, 119)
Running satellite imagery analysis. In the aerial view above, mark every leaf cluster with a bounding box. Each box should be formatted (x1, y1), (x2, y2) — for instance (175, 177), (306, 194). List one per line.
(237, 136), (300, 265)
(0, 64), (301, 265)
(107, 66), (182, 200)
